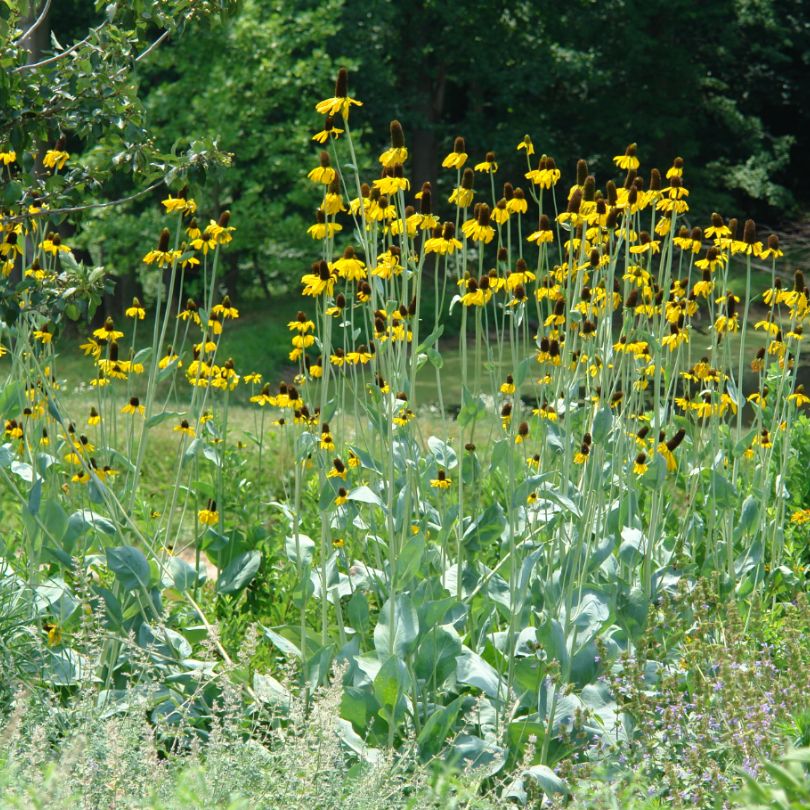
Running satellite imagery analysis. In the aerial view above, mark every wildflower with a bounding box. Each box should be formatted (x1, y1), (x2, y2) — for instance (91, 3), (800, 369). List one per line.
(704, 212), (731, 240)
(517, 135), (534, 156)
(379, 120), (408, 167)
(174, 419), (195, 437)
(125, 298), (146, 319)
(33, 325), (53, 344)
(442, 136), (468, 169)
(613, 143), (640, 171)
(43, 144), (70, 171)
(121, 397), (144, 416)
(301, 260), (335, 297)
(500, 375), (516, 395)
(161, 187), (197, 215)
(321, 424), (335, 451)
(312, 115), (343, 144)
(308, 151), (336, 185)
(462, 204), (495, 243)
(574, 443), (590, 465)
(665, 156), (684, 179)
(633, 452), (648, 476)
(93, 317), (124, 342)
(430, 469), (452, 489)
(515, 421), (529, 444)
(507, 187), (528, 215)
(179, 299), (201, 325)
(527, 453), (541, 470)
(335, 488), (348, 506)
(460, 278), (492, 307)
(332, 537), (345, 548)
(449, 168), (475, 208)
(307, 209), (343, 240)
(143, 229), (180, 266)
(41, 232), (70, 255)
(315, 68), (363, 119)
(791, 509), (810, 525)
(474, 151), (498, 173)
(198, 500), (218, 526)
(333, 246), (367, 281)
(528, 214), (554, 244)
(212, 295), (239, 319)
(525, 155), (560, 189)
(87, 407), (101, 426)
(759, 233), (783, 260)
(0, 149), (16, 165)
(328, 458), (347, 479)
(788, 385), (809, 407)
(425, 222), (462, 254)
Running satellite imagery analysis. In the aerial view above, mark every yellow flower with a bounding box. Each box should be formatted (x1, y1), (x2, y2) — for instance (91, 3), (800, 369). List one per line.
(335, 487), (349, 506)
(0, 149), (16, 165)
(315, 69), (363, 119)
(125, 298), (146, 319)
(161, 192), (197, 215)
(121, 397), (144, 416)
(517, 135), (534, 156)
(632, 453), (648, 476)
(308, 151), (337, 184)
(474, 151), (498, 173)
(442, 136), (468, 169)
(198, 501), (218, 526)
(33, 326), (53, 344)
(301, 261), (335, 297)
(613, 143), (640, 171)
(43, 148), (70, 171)
(174, 419), (195, 437)
(791, 508), (810, 525)
(312, 115), (344, 143)
(788, 385), (809, 407)
(93, 317), (124, 342)
(430, 469), (452, 489)
(87, 408), (101, 426)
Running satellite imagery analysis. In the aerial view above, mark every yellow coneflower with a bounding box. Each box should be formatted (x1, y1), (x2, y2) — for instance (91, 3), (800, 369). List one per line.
(788, 385), (810, 407)
(315, 68), (363, 119)
(87, 407), (101, 426)
(335, 487), (349, 506)
(173, 419), (195, 437)
(474, 151), (498, 173)
(442, 136), (468, 169)
(312, 115), (344, 144)
(121, 397), (144, 416)
(43, 139), (70, 171)
(161, 187), (196, 215)
(301, 260), (335, 297)
(143, 228), (180, 266)
(198, 500), (218, 526)
(125, 297), (146, 319)
(328, 458), (347, 479)
(500, 375), (516, 395)
(516, 135), (534, 156)
(613, 143), (640, 171)
(0, 149), (16, 165)
(633, 452), (648, 476)
(515, 422), (529, 444)
(212, 295), (239, 319)
(430, 469), (452, 489)
(33, 325), (53, 344)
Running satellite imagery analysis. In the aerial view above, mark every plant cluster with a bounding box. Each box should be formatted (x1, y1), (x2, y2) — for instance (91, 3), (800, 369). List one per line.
(0, 65), (808, 806)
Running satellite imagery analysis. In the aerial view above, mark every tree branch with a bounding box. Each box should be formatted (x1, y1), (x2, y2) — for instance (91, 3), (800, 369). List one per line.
(14, 0), (51, 47)
(3, 182), (163, 224)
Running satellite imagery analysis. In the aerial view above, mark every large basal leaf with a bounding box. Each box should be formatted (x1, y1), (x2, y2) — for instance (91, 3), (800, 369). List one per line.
(106, 546), (151, 592)
(374, 594), (419, 658)
(217, 549), (261, 594)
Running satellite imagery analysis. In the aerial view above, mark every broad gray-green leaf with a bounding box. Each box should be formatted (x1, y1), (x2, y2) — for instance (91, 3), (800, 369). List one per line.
(374, 594), (419, 658)
(456, 648), (504, 699)
(106, 546), (151, 591)
(217, 550), (261, 594)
